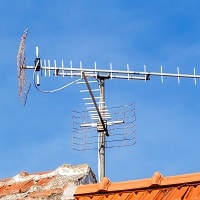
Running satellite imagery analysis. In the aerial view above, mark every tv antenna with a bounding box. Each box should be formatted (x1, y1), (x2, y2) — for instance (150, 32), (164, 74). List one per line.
(72, 73), (136, 181)
(17, 29), (200, 181)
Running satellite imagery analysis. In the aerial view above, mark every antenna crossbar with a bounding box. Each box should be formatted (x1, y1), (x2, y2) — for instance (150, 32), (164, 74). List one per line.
(80, 120), (124, 128)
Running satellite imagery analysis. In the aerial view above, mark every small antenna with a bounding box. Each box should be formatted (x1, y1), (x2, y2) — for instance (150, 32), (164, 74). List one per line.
(36, 46), (39, 58)
(34, 46), (41, 86)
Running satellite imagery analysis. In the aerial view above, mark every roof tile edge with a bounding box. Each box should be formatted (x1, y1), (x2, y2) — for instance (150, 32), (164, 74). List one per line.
(74, 171), (200, 196)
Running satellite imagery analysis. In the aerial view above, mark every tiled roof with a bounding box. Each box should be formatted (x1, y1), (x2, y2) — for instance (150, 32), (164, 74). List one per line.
(74, 171), (200, 200)
(0, 164), (97, 200)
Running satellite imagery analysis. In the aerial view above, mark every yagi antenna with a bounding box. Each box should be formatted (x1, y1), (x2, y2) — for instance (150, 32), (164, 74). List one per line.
(17, 29), (200, 97)
(17, 29), (200, 181)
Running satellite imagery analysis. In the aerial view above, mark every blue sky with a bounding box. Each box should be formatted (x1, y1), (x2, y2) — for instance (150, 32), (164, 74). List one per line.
(1, 0), (200, 182)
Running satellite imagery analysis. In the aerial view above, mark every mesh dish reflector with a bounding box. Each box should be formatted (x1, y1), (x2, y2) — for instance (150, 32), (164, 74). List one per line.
(17, 29), (30, 106)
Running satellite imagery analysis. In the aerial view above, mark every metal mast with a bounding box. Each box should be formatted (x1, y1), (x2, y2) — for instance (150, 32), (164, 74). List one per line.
(98, 78), (106, 181)
(82, 72), (108, 181)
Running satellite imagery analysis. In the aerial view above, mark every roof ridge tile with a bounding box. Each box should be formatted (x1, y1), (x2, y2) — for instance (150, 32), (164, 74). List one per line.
(98, 177), (111, 192)
(151, 171), (163, 186)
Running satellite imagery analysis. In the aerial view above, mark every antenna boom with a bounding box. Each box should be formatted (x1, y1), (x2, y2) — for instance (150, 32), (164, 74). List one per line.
(24, 64), (200, 82)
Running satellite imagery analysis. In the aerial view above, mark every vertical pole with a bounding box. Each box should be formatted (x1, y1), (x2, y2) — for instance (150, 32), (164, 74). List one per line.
(81, 72), (107, 182)
(99, 78), (105, 181)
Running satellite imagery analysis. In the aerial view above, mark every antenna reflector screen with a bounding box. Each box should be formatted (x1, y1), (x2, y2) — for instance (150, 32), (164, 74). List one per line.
(72, 103), (136, 151)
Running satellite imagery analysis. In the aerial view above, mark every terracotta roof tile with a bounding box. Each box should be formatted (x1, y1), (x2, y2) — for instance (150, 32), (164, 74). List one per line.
(0, 181), (34, 196)
(0, 164), (97, 200)
(74, 171), (200, 200)
(19, 180), (35, 193)
(35, 176), (56, 186)
(29, 188), (63, 198)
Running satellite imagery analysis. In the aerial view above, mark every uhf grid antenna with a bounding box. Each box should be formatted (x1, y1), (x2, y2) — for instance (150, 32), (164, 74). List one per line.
(72, 74), (136, 181)
(17, 30), (200, 181)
